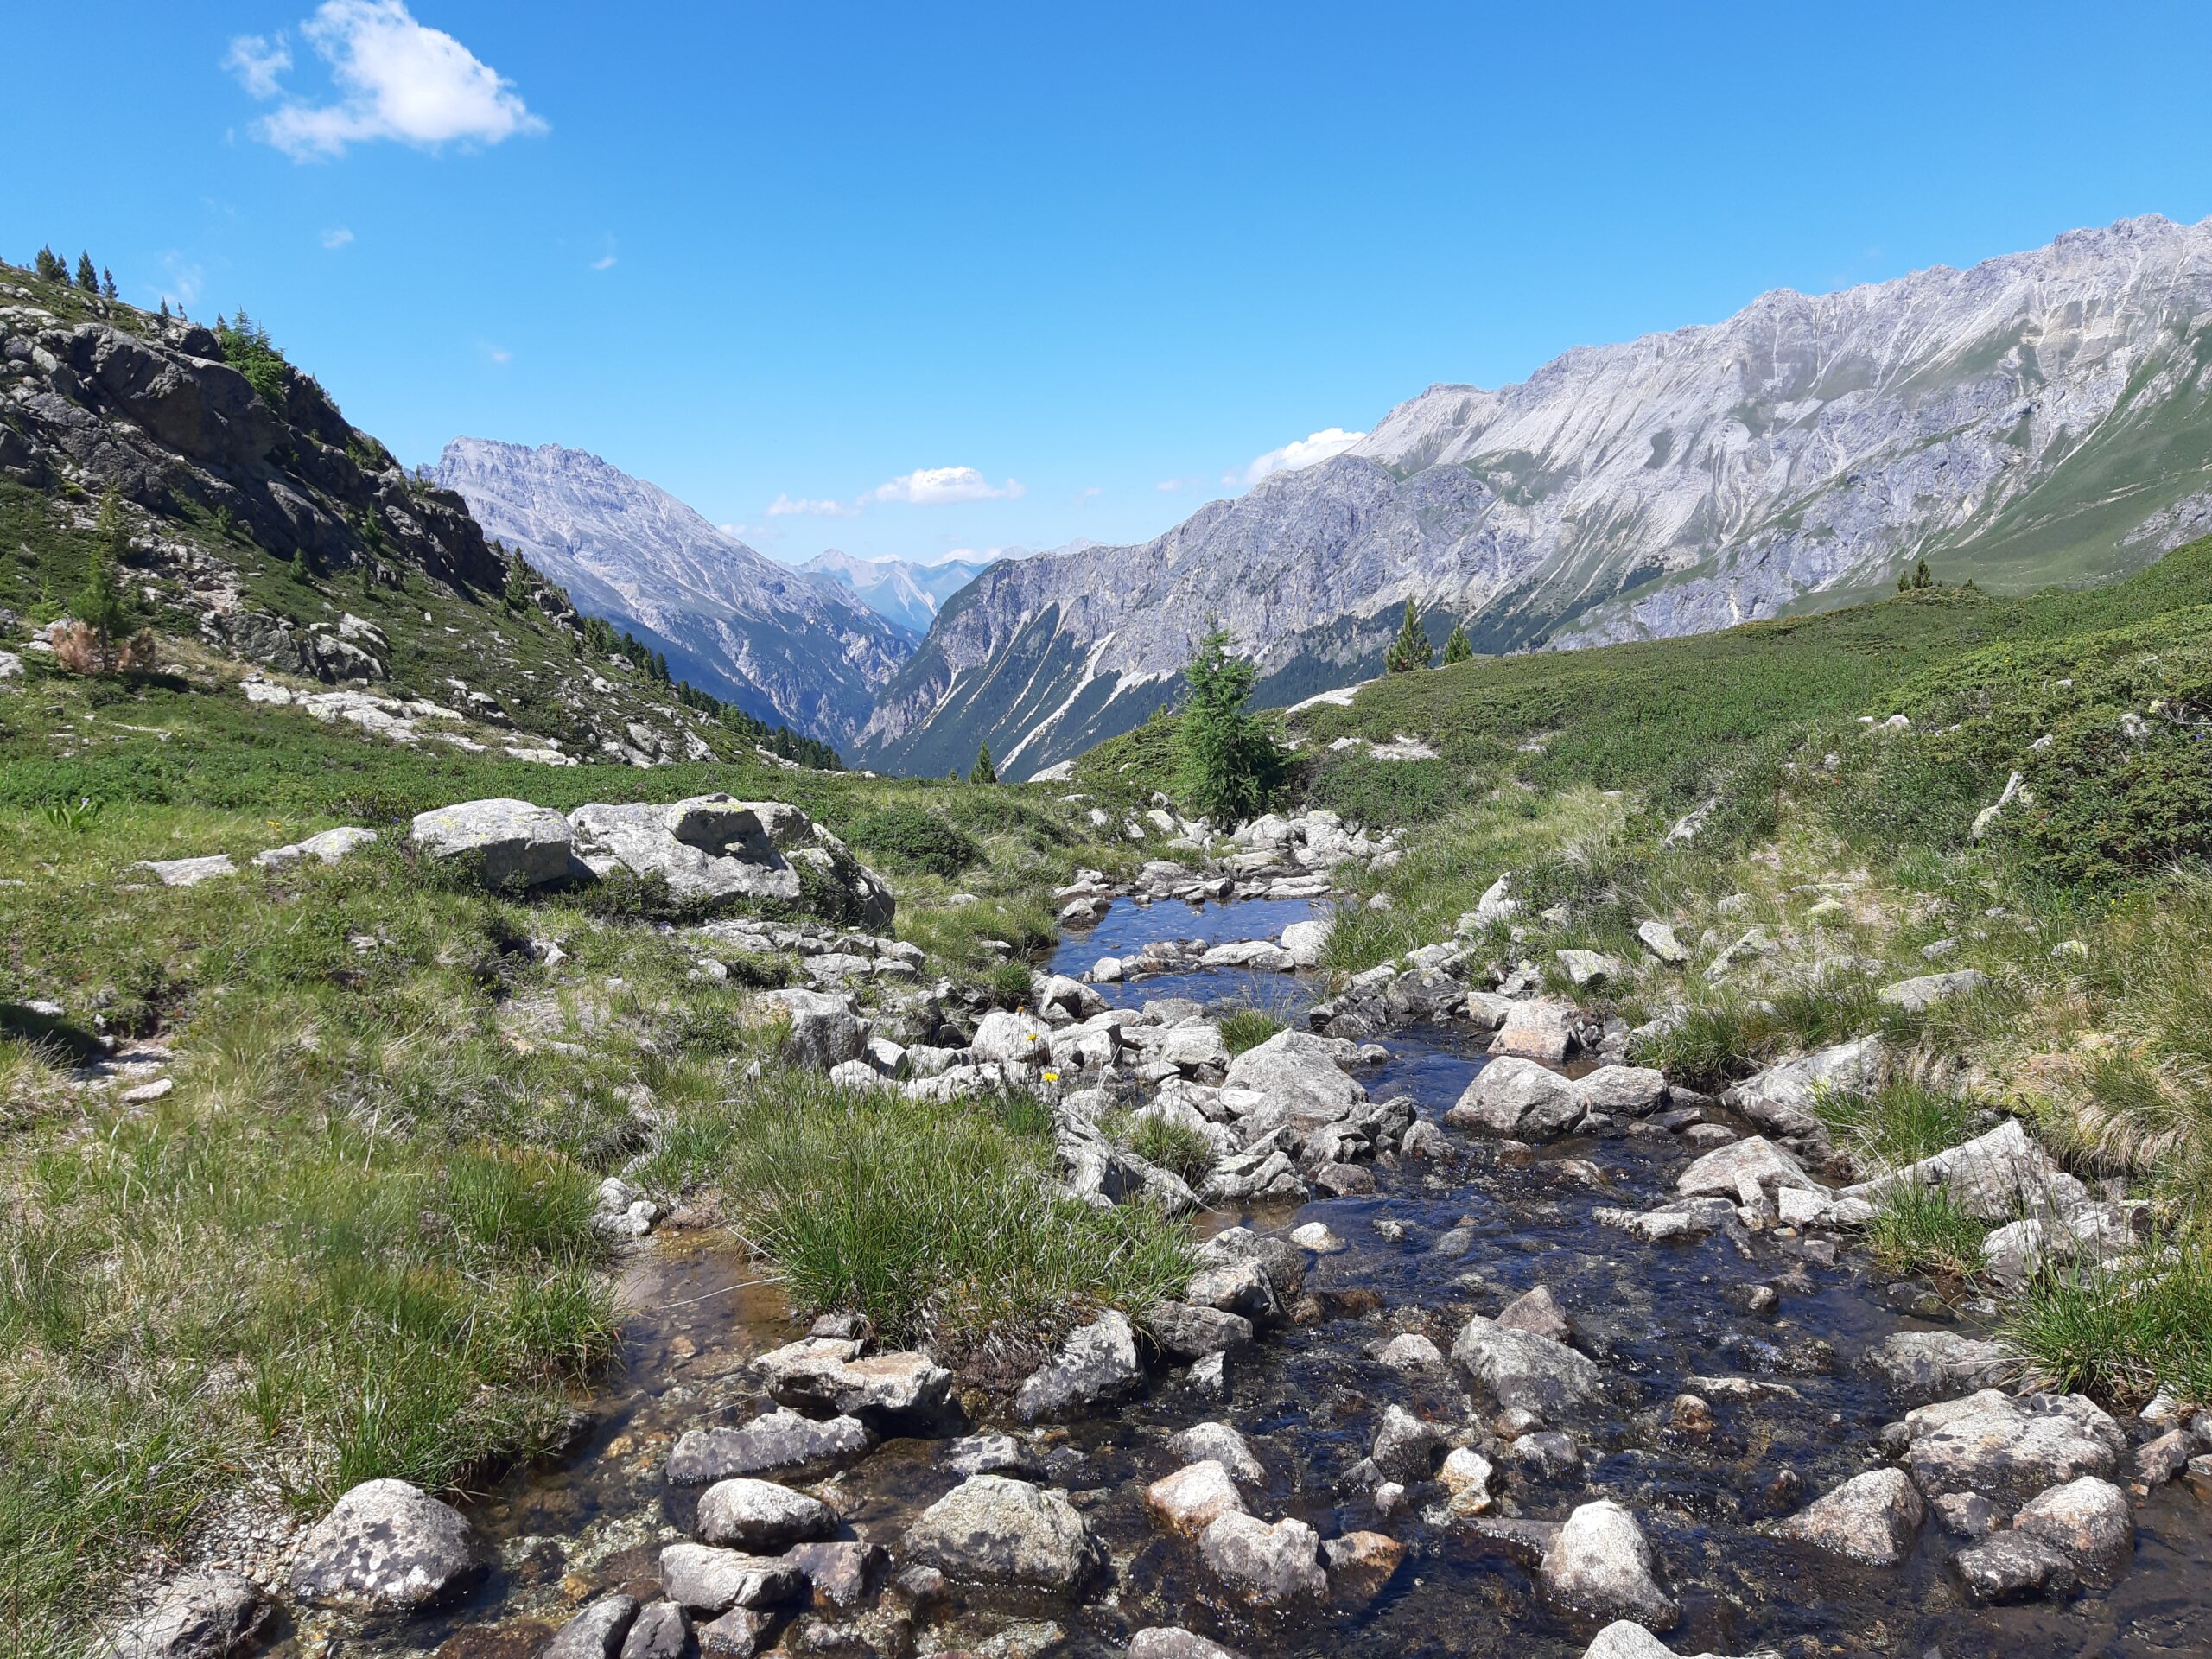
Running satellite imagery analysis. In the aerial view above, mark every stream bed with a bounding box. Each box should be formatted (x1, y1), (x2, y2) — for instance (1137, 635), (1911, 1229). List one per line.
(325, 896), (2212, 1659)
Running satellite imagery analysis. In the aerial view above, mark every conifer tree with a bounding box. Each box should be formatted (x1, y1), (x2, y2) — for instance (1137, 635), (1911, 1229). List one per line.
(74, 252), (99, 290)
(100, 268), (117, 300)
(1174, 620), (1287, 825)
(159, 298), (171, 319)
(1440, 621), (1474, 664)
(74, 490), (134, 671)
(969, 742), (997, 785)
(35, 245), (65, 282)
(1383, 598), (1431, 672)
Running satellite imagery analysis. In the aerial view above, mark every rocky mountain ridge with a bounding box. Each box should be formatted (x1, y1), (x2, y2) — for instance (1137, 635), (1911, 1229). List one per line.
(798, 549), (999, 638)
(432, 439), (912, 747)
(857, 213), (2212, 779)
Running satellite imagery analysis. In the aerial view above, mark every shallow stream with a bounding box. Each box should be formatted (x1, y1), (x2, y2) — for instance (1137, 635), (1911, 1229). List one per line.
(334, 896), (2212, 1659)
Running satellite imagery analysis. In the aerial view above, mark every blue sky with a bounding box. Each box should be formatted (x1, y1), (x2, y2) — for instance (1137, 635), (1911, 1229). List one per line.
(10, 3), (2212, 568)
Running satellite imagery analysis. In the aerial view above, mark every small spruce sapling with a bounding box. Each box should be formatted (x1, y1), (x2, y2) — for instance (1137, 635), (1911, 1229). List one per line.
(1174, 619), (1287, 826)
(74, 252), (99, 291)
(73, 490), (135, 671)
(1384, 598), (1432, 672)
(1440, 620), (1474, 664)
(969, 742), (998, 785)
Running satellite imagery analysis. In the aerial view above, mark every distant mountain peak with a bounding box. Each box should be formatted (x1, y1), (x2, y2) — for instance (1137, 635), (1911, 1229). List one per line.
(798, 548), (998, 637)
(432, 439), (909, 745)
(858, 213), (2212, 779)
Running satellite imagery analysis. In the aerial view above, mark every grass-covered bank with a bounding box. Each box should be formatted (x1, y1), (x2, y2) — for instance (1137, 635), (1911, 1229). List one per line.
(0, 685), (1153, 1643)
(641, 1073), (1195, 1382)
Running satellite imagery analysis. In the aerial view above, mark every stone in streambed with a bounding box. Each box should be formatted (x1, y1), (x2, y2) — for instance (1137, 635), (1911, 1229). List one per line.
(1145, 1460), (1249, 1536)
(109, 1571), (276, 1659)
(1146, 1300), (1255, 1360)
(658, 1543), (805, 1613)
(543, 1594), (640, 1659)
(667, 1408), (872, 1484)
(695, 1478), (837, 1551)
(1776, 1467), (1923, 1566)
(287, 1478), (481, 1612)
(1447, 1057), (1584, 1138)
(1014, 1309), (1143, 1421)
(899, 1474), (1103, 1588)
(1539, 1500), (1677, 1629)
(1452, 1313), (1603, 1416)
(619, 1601), (691, 1659)
(1197, 1511), (1327, 1606)
(1169, 1421), (1265, 1482)
(1899, 1389), (2124, 1508)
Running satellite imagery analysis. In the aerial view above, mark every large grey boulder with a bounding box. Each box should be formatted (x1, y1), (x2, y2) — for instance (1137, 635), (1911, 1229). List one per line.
(695, 1478), (839, 1551)
(1580, 1625), (1745, 1659)
(1575, 1065), (1669, 1116)
(1950, 1531), (2083, 1605)
(287, 1478), (481, 1611)
(760, 988), (869, 1071)
(1280, 918), (1331, 968)
(1900, 1390), (2125, 1508)
(1491, 1000), (1578, 1063)
(899, 1474), (1103, 1587)
(667, 1408), (872, 1484)
(972, 1008), (1052, 1066)
(1777, 1467), (1924, 1565)
(658, 1543), (805, 1613)
(1222, 1031), (1365, 1127)
(1197, 1511), (1327, 1606)
(1840, 1118), (2087, 1221)
(751, 1337), (950, 1421)
(410, 798), (580, 888)
(1014, 1309), (1143, 1421)
(1452, 1313), (1604, 1416)
(111, 1571), (275, 1659)
(1540, 1501), (1677, 1629)
(543, 1593), (641, 1659)
(1146, 1300), (1255, 1359)
(1447, 1057), (1585, 1138)
(619, 1600), (690, 1659)
(569, 798), (803, 906)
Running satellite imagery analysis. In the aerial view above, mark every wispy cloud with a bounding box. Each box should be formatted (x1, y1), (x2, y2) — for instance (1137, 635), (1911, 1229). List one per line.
(869, 466), (1024, 505)
(589, 252), (617, 270)
(320, 226), (355, 249)
(224, 33), (293, 99)
(1074, 485), (1102, 503)
(767, 493), (861, 518)
(231, 0), (547, 161)
(157, 253), (205, 308)
(1236, 426), (1365, 487)
(1155, 477), (1201, 493)
(480, 341), (512, 365)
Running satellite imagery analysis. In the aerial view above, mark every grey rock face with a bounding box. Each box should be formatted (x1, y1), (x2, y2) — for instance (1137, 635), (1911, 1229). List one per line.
(409, 798), (579, 888)
(1540, 1500), (1677, 1629)
(543, 1594), (641, 1659)
(619, 1600), (691, 1659)
(1222, 1031), (1366, 1125)
(1777, 1467), (1925, 1566)
(1951, 1530), (2083, 1604)
(134, 854), (238, 887)
(1725, 1038), (1883, 1154)
(1371, 1403), (1450, 1481)
(658, 1543), (805, 1613)
(1128, 1630), (1245, 1659)
(254, 826), (378, 868)
(433, 438), (908, 747)
(1574, 1065), (1669, 1116)
(1675, 1135), (1820, 1201)
(1197, 1511), (1328, 1606)
(695, 1478), (839, 1552)
(1145, 1459), (1249, 1536)
(1169, 1421), (1265, 1483)
(1900, 1389), (2126, 1508)
(287, 1478), (481, 1612)
(1878, 969), (1986, 1014)
(760, 988), (870, 1071)
(667, 1408), (873, 1484)
(1452, 1313), (1604, 1416)
(2010, 1476), (2134, 1584)
(1014, 1309), (1143, 1421)
(1146, 1300), (1256, 1359)
(898, 1474), (1103, 1588)
(944, 1433), (1044, 1478)
(111, 1570), (276, 1659)
(1447, 1057), (1585, 1138)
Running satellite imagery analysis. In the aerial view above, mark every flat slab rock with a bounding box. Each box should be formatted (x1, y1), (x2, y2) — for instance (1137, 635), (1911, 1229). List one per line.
(667, 1408), (873, 1484)
(658, 1543), (805, 1613)
(1901, 1389), (2126, 1508)
(110, 1570), (276, 1659)
(287, 1478), (480, 1612)
(751, 1336), (951, 1420)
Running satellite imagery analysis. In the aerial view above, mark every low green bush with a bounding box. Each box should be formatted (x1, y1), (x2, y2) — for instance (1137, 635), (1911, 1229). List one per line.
(1303, 754), (1462, 826)
(844, 804), (980, 878)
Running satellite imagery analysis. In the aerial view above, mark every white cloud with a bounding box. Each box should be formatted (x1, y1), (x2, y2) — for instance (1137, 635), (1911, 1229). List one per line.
(225, 33), (293, 98)
(1155, 477), (1200, 493)
(239, 0), (547, 161)
(1074, 485), (1102, 503)
(869, 466), (1024, 505)
(1238, 426), (1366, 487)
(481, 341), (512, 365)
(320, 226), (354, 249)
(589, 253), (617, 270)
(767, 493), (861, 518)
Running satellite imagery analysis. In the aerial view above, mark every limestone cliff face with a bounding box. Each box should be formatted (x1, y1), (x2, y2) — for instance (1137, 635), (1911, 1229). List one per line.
(434, 439), (911, 746)
(859, 214), (2212, 779)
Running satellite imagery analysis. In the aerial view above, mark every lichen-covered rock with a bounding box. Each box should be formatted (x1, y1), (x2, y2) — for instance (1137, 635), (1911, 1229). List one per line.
(543, 1594), (641, 1659)
(658, 1544), (806, 1613)
(1168, 1421), (1264, 1483)
(288, 1478), (481, 1612)
(1446, 1057), (1585, 1138)
(2010, 1476), (2134, 1584)
(110, 1571), (276, 1659)
(1900, 1390), (2125, 1508)
(1867, 1331), (2013, 1400)
(667, 1408), (872, 1484)
(751, 1338), (951, 1421)
(899, 1475), (1103, 1588)
(1452, 1313), (1604, 1416)
(1197, 1511), (1328, 1606)
(1014, 1309), (1143, 1421)
(1777, 1467), (1924, 1566)
(1540, 1501), (1677, 1629)
(410, 798), (580, 888)
(695, 1478), (839, 1552)
(1145, 1459), (1248, 1536)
